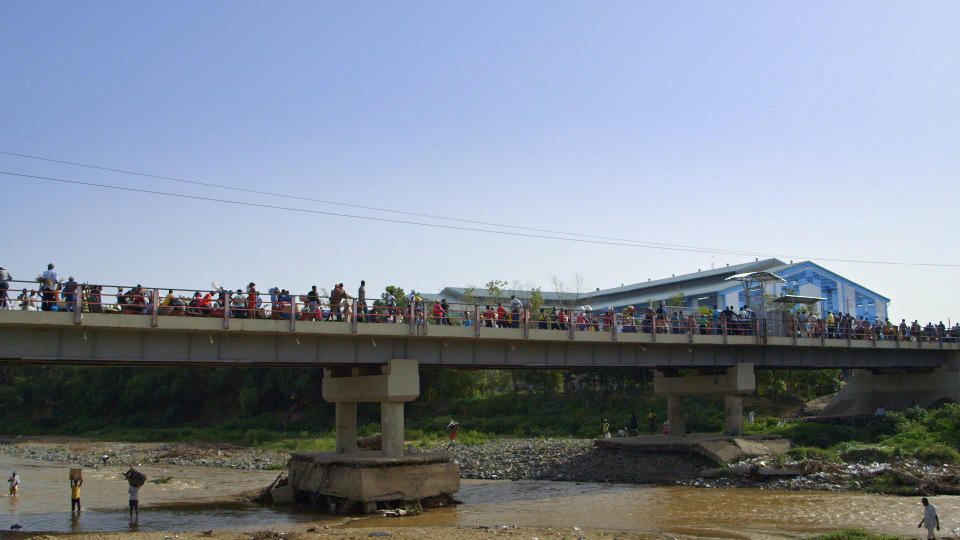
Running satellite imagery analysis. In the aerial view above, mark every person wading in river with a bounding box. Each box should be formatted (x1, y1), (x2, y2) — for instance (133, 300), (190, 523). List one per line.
(129, 483), (140, 521)
(918, 497), (940, 539)
(71, 478), (82, 513)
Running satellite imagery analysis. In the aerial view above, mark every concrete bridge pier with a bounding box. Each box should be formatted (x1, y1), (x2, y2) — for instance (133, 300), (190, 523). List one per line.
(285, 358), (460, 513)
(654, 363), (756, 435)
(822, 352), (960, 416)
(323, 358), (420, 457)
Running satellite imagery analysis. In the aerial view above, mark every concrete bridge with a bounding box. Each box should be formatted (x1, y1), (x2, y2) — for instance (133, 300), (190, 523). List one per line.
(0, 309), (958, 441)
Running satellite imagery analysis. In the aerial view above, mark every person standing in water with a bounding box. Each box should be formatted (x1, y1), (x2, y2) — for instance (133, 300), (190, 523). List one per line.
(8, 471), (20, 496)
(129, 483), (140, 521)
(71, 479), (82, 513)
(918, 497), (940, 539)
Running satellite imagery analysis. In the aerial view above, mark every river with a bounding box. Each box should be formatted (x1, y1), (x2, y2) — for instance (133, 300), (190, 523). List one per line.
(2, 453), (958, 538)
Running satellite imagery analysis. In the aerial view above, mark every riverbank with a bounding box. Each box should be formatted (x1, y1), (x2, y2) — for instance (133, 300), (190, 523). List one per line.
(5, 436), (960, 496)
(2, 526), (670, 540)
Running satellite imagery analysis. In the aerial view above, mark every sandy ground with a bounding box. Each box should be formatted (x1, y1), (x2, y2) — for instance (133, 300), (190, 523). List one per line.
(9, 526), (665, 540)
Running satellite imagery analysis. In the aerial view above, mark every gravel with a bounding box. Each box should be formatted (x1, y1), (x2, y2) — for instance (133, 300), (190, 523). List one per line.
(417, 438), (713, 483)
(0, 441), (289, 470)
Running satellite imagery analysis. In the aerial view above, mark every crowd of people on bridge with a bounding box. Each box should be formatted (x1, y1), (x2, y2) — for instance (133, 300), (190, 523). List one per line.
(1, 262), (958, 342)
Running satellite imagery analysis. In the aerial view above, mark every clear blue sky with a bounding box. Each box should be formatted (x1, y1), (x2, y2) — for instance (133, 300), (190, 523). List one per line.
(2, 1), (957, 321)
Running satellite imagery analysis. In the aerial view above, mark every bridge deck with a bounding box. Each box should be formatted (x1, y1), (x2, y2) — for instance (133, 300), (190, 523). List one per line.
(0, 311), (954, 369)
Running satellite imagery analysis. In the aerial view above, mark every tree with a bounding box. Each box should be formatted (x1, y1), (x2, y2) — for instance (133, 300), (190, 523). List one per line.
(572, 273), (588, 305)
(530, 287), (545, 312)
(485, 280), (508, 305)
(551, 276), (567, 307)
(463, 286), (477, 306)
(666, 292), (685, 307)
(382, 286), (407, 308)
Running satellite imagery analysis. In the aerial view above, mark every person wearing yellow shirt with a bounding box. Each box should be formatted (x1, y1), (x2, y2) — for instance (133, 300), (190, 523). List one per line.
(71, 479), (82, 513)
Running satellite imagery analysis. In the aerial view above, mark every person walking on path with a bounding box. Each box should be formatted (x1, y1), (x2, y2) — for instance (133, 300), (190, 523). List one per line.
(71, 479), (82, 513)
(918, 497), (940, 539)
(8, 471), (20, 496)
(128, 484), (140, 521)
(648, 411), (658, 434)
(446, 419), (459, 448)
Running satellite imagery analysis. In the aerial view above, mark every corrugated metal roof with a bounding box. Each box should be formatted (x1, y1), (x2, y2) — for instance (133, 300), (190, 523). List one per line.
(586, 258), (785, 297)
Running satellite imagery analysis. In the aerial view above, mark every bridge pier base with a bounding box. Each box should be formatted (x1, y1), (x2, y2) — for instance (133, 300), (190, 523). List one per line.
(654, 363), (756, 436)
(284, 358), (459, 513)
(822, 354), (960, 416)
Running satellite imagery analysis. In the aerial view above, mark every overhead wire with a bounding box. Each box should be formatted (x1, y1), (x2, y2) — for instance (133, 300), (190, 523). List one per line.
(2, 169), (959, 268)
(0, 149), (780, 256)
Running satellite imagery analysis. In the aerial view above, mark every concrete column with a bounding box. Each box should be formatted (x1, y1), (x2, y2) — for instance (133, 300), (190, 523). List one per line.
(667, 395), (684, 435)
(381, 401), (405, 457)
(724, 395), (744, 435)
(335, 402), (358, 454)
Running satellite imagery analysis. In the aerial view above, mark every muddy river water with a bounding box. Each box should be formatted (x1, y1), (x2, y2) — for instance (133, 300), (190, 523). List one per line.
(2, 453), (959, 538)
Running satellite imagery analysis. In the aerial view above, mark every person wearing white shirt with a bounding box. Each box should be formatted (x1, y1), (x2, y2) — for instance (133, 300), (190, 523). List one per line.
(919, 497), (939, 539)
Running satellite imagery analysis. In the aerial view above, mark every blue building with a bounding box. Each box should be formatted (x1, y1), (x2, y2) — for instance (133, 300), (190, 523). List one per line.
(435, 258), (890, 320)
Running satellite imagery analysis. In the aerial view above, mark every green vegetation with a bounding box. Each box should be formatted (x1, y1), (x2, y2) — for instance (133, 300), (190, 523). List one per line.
(748, 405), (960, 466)
(2, 363), (960, 473)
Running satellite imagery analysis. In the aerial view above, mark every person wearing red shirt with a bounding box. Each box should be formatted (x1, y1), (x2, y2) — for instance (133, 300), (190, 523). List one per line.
(432, 301), (444, 324)
(483, 305), (496, 327)
(557, 309), (567, 330)
(496, 303), (508, 328)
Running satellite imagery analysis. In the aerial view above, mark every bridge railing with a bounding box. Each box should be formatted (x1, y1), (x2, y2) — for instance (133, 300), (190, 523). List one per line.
(1, 279), (957, 345)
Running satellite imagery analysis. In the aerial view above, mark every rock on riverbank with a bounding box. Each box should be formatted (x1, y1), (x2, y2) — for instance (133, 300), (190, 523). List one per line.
(0, 440), (288, 470)
(418, 438), (714, 483)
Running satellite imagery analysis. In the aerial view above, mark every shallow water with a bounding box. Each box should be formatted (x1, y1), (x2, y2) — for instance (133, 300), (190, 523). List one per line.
(4, 452), (960, 538)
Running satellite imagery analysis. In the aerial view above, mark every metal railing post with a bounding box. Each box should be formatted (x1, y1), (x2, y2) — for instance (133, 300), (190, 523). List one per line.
(651, 314), (657, 342)
(568, 312), (575, 340)
(289, 298), (296, 331)
(151, 289), (159, 327)
(611, 312), (618, 341)
(420, 302), (428, 335)
(688, 314), (694, 343)
(73, 289), (82, 324)
(723, 317), (728, 344)
(351, 298), (358, 333)
(474, 305), (481, 337)
(523, 308), (529, 338)
(223, 292), (231, 329)
(408, 302), (415, 335)
(791, 319), (797, 345)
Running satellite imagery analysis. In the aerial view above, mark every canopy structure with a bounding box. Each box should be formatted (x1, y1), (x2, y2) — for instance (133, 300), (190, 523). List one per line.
(724, 271), (787, 315)
(772, 295), (826, 305)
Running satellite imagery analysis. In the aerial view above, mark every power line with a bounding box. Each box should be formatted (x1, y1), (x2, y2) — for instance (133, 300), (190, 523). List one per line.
(3, 169), (959, 268)
(0, 149), (780, 256)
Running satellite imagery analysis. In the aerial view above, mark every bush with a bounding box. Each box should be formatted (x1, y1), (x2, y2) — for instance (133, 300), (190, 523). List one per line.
(840, 446), (896, 463)
(787, 446), (840, 463)
(779, 422), (861, 448)
(914, 445), (960, 465)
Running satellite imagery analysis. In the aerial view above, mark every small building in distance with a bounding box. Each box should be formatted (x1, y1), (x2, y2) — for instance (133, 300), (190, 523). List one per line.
(434, 258), (889, 320)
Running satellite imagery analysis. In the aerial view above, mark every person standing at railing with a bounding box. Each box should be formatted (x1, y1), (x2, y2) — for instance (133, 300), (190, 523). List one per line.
(330, 283), (346, 321)
(480, 305), (493, 327)
(62, 277), (79, 312)
(509, 295), (522, 328)
(357, 281), (366, 322)
(39, 263), (58, 311)
(16, 288), (28, 310)
(246, 283), (260, 319)
(0, 266), (11, 309)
